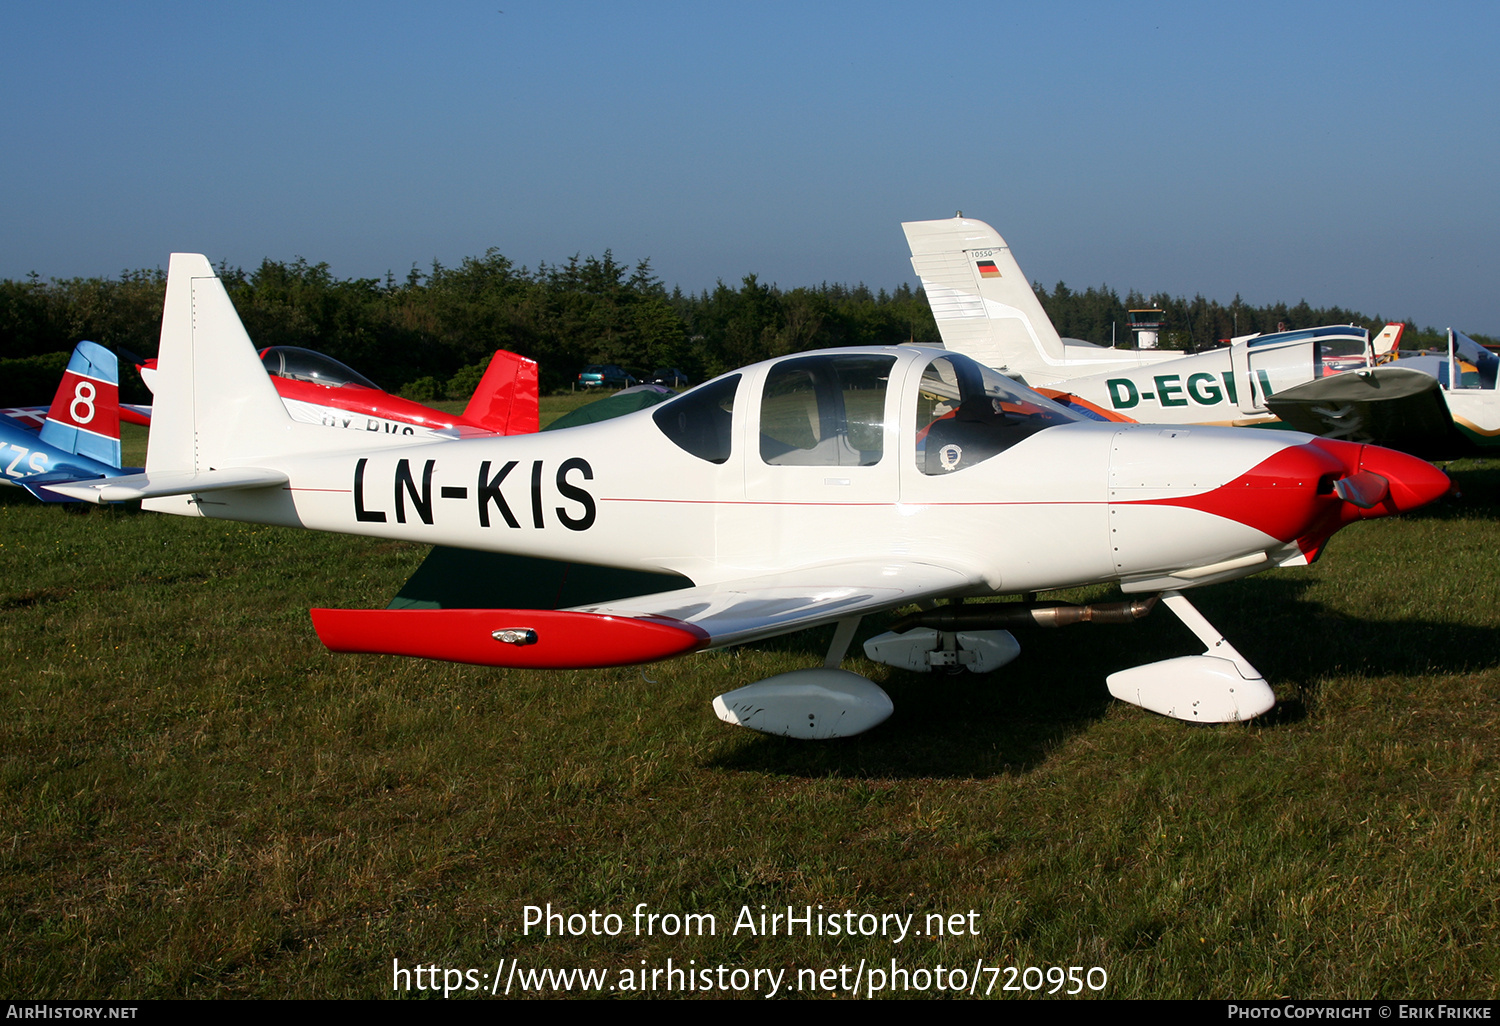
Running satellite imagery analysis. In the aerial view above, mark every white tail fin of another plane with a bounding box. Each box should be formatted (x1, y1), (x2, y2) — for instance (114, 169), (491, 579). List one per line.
(903, 215), (1065, 372)
(1372, 323), (1404, 357)
(902, 215), (1183, 385)
(43, 254), (421, 508)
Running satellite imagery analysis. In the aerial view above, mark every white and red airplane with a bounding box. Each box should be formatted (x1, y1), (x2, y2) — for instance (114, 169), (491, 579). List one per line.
(56, 254), (1450, 737)
(130, 343), (539, 438)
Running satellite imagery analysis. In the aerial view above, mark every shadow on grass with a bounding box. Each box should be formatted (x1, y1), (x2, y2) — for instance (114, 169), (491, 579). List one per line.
(706, 571), (1500, 780)
(1406, 459), (1500, 520)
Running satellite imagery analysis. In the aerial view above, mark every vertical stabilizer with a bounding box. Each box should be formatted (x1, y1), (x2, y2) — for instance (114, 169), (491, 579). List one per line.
(903, 215), (1183, 384)
(39, 341), (122, 468)
(146, 254), (294, 479)
(902, 216), (1066, 372)
(462, 350), (541, 434)
(1452, 329), (1499, 389)
(1371, 323), (1404, 358)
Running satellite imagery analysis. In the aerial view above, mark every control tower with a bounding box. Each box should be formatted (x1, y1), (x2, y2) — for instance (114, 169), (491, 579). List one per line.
(1128, 308), (1166, 349)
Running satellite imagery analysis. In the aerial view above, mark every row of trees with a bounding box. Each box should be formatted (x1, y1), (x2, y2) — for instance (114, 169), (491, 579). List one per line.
(0, 253), (1477, 405)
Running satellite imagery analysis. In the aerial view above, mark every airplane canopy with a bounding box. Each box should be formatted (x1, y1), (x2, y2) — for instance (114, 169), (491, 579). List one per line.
(259, 346), (381, 391)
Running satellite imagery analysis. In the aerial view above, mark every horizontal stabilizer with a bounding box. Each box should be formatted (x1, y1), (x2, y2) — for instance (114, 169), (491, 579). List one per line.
(45, 466), (289, 504)
(310, 607), (709, 668)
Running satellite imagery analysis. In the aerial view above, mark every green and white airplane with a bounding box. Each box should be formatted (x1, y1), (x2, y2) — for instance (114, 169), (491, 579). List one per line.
(904, 215), (1499, 460)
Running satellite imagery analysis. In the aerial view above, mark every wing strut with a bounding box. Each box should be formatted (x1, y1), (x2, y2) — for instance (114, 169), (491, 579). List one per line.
(824, 617), (861, 668)
(1158, 592), (1262, 682)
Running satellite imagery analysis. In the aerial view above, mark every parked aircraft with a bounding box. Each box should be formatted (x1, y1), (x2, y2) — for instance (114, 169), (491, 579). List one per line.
(1, 340), (134, 501)
(902, 216), (1495, 458)
(131, 344), (539, 438)
(1269, 328), (1500, 459)
(55, 255), (1449, 737)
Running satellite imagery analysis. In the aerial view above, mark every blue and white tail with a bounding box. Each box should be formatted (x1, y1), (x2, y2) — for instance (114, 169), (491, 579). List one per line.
(39, 341), (123, 468)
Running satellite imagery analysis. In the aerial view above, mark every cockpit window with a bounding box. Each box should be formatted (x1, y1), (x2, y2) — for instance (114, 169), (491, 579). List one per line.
(759, 354), (895, 466)
(653, 374), (739, 464)
(916, 354), (1081, 474)
(260, 346), (381, 390)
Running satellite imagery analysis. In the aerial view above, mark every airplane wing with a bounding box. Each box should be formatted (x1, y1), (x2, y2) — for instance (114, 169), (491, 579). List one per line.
(1, 407), (49, 431)
(1265, 366), (1461, 459)
(0, 404), (144, 433)
(310, 558), (982, 669)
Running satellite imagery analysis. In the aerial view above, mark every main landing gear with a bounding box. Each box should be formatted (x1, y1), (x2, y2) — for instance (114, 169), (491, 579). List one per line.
(711, 590), (1273, 739)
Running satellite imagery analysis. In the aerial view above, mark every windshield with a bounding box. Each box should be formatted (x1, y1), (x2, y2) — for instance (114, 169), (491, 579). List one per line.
(915, 353), (1081, 474)
(260, 346), (381, 390)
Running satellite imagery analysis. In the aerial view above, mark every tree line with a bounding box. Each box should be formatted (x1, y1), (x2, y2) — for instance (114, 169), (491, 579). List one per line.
(0, 253), (1483, 406)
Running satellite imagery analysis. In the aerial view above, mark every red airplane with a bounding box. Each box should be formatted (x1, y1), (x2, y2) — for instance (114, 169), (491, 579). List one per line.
(131, 344), (539, 438)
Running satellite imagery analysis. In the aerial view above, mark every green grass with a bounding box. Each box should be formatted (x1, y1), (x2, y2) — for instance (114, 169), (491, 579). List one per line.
(1, 451), (1498, 998)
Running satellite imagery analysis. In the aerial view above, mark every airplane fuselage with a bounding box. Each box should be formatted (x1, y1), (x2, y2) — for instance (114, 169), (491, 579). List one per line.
(1030, 327), (1376, 429)
(146, 346), (1420, 600)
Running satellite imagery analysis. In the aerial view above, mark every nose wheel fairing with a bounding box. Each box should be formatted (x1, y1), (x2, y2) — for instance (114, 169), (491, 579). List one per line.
(1105, 591), (1275, 722)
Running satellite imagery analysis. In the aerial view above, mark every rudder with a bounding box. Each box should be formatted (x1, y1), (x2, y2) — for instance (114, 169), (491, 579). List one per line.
(462, 350), (540, 434)
(39, 341), (122, 468)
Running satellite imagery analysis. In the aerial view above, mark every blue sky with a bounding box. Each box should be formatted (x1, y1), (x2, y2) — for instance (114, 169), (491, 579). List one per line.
(3, 1), (1496, 334)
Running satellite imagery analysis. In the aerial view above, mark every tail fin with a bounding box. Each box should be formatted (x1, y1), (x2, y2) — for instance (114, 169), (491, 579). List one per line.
(462, 350), (540, 434)
(903, 216), (1065, 373)
(144, 254), (293, 476)
(39, 341), (122, 468)
(1371, 323), (1404, 358)
(147, 254), (409, 477)
(902, 215), (1183, 384)
(1452, 329), (1499, 389)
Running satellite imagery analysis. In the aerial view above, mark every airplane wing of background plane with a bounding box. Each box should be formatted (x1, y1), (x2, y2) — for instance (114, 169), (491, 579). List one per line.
(1265, 366), (1458, 458)
(902, 215), (1185, 380)
(309, 557), (982, 669)
(1267, 324), (1500, 460)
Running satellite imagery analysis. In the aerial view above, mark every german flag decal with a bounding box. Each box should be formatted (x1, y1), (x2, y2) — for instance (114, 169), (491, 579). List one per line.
(976, 260), (1001, 278)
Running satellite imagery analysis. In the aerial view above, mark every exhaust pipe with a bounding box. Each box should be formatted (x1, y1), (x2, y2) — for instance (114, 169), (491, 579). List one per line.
(890, 596), (1159, 633)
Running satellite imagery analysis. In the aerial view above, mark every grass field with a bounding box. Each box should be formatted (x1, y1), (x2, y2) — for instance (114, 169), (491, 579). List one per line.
(2, 422), (1498, 999)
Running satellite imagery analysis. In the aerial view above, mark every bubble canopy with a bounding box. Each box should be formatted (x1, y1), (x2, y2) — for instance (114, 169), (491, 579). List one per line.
(259, 346), (380, 391)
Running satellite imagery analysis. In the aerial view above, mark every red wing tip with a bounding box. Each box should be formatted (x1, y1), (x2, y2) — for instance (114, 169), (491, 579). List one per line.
(309, 607), (706, 668)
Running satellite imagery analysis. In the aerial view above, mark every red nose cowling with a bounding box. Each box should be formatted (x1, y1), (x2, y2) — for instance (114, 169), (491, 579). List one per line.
(1147, 438), (1450, 563)
(1297, 438), (1449, 559)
